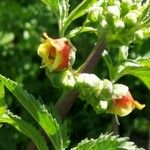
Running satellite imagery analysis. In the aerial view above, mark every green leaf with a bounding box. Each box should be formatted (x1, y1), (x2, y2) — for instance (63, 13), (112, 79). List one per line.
(0, 111), (48, 150)
(114, 58), (150, 89)
(41, 0), (59, 17)
(61, 0), (97, 35)
(0, 81), (6, 116)
(0, 75), (64, 150)
(71, 133), (144, 150)
(118, 46), (129, 62)
(139, 2), (150, 22)
(59, 0), (69, 22)
(47, 104), (70, 149)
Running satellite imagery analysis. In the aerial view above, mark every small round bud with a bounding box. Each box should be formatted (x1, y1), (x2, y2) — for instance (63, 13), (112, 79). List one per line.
(88, 7), (103, 22)
(107, 5), (120, 18)
(76, 73), (103, 99)
(62, 71), (76, 89)
(99, 100), (108, 110)
(123, 11), (138, 27)
(114, 20), (125, 31)
(47, 70), (75, 89)
(100, 19), (108, 28)
(134, 30), (144, 40)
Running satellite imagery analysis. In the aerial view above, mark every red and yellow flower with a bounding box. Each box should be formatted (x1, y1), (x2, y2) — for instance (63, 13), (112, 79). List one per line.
(37, 33), (75, 72)
(108, 84), (145, 117)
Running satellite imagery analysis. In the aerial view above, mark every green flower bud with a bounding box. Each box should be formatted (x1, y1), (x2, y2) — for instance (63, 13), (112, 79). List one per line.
(107, 5), (120, 18)
(62, 71), (76, 89)
(134, 30), (144, 40)
(88, 7), (103, 22)
(123, 11), (138, 27)
(105, 5), (120, 26)
(76, 73), (103, 100)
(114, 20), (125, 31)
(47, 70), (75, 89)
(100, 19), (108, 28)
(99, 100), (108, 110)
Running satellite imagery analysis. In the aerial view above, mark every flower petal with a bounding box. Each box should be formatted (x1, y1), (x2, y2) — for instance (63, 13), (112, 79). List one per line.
(133, 100), (145, 110)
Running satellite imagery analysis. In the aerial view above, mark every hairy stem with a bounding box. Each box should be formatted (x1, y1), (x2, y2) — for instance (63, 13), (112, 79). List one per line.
(55, 33), (106, 120)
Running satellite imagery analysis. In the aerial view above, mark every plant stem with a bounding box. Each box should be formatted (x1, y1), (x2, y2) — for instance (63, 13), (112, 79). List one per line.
(55, 32), (106, 120)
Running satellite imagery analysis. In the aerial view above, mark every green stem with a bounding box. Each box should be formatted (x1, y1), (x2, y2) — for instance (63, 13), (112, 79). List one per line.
(55, 32), (107, 120)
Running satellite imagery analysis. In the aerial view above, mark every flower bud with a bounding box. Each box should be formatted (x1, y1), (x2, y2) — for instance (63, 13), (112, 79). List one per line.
(114, 20), (125, 31)
(100, 19), (108, 28)
(134, 30), (144, 40)
(108, 84), (145, 117)
(88, 7), (103, 22)
(46, 70), (75, 89)
(124, 11), (138, 27)
(105, 5), (120, 25)
(75, 73), (103, 99)
(107, 5), (120, 18)
(37, 33), (76, 72)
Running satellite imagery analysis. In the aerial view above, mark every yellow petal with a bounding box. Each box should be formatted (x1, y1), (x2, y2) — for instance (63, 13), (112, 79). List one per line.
(37, 40), (52, 58)
(134, 100), (145, 110)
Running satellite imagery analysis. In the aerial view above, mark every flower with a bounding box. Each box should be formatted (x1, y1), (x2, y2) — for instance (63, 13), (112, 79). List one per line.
(108, 84), (145, 117)
(37, 33), (75, 72)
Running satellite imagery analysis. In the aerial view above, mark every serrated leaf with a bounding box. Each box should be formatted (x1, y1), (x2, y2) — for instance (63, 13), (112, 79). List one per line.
(71, 133), (144, 150)
(60, 120), (70, 148)
(114, 58), (150, 89)
(62, 0), (97, 35)
(0, 81), (6, 116)
(47, 104), (70, 149)
(0, 75), (64, 150)
(0, 111), (48, 150)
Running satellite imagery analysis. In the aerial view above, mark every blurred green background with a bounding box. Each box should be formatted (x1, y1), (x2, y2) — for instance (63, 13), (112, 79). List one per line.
(0, 0), (149, 149)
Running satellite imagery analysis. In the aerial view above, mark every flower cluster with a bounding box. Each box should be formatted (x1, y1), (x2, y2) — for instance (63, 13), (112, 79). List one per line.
(87, 0), (149, 46)
(37, 34), (145, 117)
(75, 73), (145, 116)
